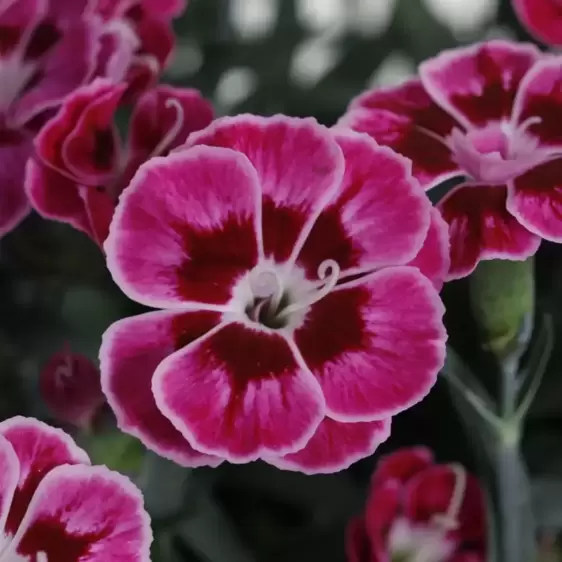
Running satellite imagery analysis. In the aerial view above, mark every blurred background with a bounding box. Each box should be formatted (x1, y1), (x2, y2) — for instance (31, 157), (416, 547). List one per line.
(2, 0), (562, 561)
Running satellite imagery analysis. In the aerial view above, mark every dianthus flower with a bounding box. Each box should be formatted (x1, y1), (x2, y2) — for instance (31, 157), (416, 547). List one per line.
(26, 78), (213, 246)
(0, 416), (151, 562)
(512, 0), (562, 47)
(339, 40), (562, 279)
(100, 114), (448, 473)
(347, 447), (487, 562)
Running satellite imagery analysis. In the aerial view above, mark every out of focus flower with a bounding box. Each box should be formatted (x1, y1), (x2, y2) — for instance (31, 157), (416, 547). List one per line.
(26, 78), (213, 246)
(99, 114), (447, 473)
(339, 40), (562, 280)
(347, 447), (487, 562)
(0, 416), (151, 562)
(39, 344), (105, 429)
(512, 0), (562, 47)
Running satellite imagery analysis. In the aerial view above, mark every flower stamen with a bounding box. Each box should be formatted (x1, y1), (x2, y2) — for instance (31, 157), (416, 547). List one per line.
(149, 98), (184, 159)
(432, 464), (467, 531)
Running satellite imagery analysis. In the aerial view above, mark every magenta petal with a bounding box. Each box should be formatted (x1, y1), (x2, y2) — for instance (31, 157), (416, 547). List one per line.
(127, 85), (213, 161)
(439, 183), (541, 280)
(141, 0), (187, 17)
(295, 267), (446, 421)
(345, 518), (373, 562)
(11, 19), (100, 126)
(12, 464), (151, 562)
(372, 447), (433, 487)
(297, 131), (431, 277)
(0, 434), (19, 532)
(0, 417), (90, 535)
(0, 138), (31, 237)
(512, 0), (562, 46)
(100, 310), (223, 467)
(105, 147), (261, 308)
(406, 207), (450, 291)
(183, 115), (345, 262)
(152, 323), (326, 462)
(508, 157), (562, 241)
(266, 417), (391, 474)
(512, 57), (562, 150)
(364, 480), (402, 556)
(420, 40), (541, 129)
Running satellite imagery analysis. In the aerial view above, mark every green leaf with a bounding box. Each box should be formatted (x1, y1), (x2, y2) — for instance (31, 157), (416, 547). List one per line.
(86, 430), (146, 474)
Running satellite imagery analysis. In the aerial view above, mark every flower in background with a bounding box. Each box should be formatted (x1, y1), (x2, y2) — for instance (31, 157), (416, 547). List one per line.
(99, 114), (447, 473)
(338, 40), (562, 280)
(347, 447), (487, 562)
(0, 416), (151, 562)
(39, 343), (105, 429)
(26, 78), (213, 246)
(512, 0), (562, 47)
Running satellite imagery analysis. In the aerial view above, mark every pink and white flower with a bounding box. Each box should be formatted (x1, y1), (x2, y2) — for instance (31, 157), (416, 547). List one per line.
(26, 78), (213, 246)
(39, 344), (105, 429)
(0, 416), (151, 562)
(512, 0), (562, 47)
(99, 114), (448, 473)
(346, 447), (487, 562)
(339, 40), (562, 279)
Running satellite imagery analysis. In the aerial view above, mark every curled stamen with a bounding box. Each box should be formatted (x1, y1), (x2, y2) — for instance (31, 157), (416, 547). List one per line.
(432, 464), (468, 531)
(149, 98), (185, 158)
(279, 259), (340, 318)
(517, 116), (542, 136)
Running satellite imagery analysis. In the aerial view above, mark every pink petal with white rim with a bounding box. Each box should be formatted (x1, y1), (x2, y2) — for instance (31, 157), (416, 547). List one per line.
(266, 417), (391, 474)
(12, 464), (151, 562)
(439, 183), (541, 280)
(0, 138), (31, 237)
(420, 40), (542, 129)
(105, 146), (262, 309)
(406, 207), (450, 291)
(337, 80), (462, 190)
(0, 434), (19, 532)
(297, 131), (430, 278)
(0, 417), (90, 535)
(11, 19), (99, 127)
(100, 309), (223, 467)
(512, 57), (562, 150)
(25, 160), (91, 236)
(372, 447), (433, 487)
(512, 0), (562, 46)
(295, 266), (446, 422)
(508, 157), (562, 241)
(182, 114), (345, 263)
(127, 85), (213, 161)
(152, 322), (326, 462)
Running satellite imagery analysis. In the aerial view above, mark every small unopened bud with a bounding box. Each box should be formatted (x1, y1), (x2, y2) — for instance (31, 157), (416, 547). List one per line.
(39, 344), (105, 429)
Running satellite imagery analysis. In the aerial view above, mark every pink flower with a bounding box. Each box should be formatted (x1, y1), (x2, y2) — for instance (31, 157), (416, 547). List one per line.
(346, 447), (487, 562)
(26, 78), (213, 246)
(512, 0), (562, 47)
(0, 416), (151, 562)
(40, 344), (105, 429)
(338, 40), (562, 279)
(99, 114), (448, 473)
(90, 0), (187, 99)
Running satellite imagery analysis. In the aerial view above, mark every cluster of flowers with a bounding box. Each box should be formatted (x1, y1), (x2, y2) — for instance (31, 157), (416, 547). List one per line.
(1, 0), (561, 559)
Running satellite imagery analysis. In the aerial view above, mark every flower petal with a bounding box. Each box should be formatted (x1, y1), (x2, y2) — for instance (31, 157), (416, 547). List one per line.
(508, 157), (562, 241)
(372, 447), (434, 487)
(419, 40), (541, 129)
(12, 464), (151, 562)
(25, 160), (91, 236)
(512, 0), (562, 46)
(337, 79), (461, 189)
(266, 417), (391, 474)
(0, 417), (90, 535)
(512, 57), (562, 151)
(0, 137), (31, 237)
(152, 323), (326, 462)
(439, 183), (541, 280)
(141, 0), (187, 17)
(297, 131), (431, 278)
(11, 19), (100, 126)
(0, 434), (19, 533)
(127, 86), (213, 163)
(183, 114), (345, 263)
(105, 146), (262, 309)
(100, 309), (223, 468)
(345, 518), (373, 562)
(81, 186), (117, 247)
(295, 267), (446, 421)
(406, 207), (450, 291)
